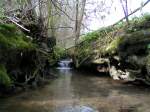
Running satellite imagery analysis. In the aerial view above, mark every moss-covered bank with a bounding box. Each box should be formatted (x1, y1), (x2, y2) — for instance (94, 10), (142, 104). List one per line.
(0, 24), (53, 94)
(75, 13), (150, 85)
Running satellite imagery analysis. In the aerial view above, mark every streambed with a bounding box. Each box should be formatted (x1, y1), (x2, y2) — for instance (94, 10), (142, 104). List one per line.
(0, 68), (150, 112)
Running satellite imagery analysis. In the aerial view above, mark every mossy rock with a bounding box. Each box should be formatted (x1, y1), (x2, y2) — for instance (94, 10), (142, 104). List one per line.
(0, 64), (12, 87)
(104, 29), (150, 55)
(117, 29), (150, 59)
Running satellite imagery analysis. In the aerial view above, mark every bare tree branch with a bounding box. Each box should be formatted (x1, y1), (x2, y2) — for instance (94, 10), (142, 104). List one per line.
(50, 0), (75, 21)
(6, 16), (30, 32)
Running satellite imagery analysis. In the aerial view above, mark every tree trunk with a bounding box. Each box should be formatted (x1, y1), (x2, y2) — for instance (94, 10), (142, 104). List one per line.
(74, 0), (86, 68)
(120, 0), (129, 24)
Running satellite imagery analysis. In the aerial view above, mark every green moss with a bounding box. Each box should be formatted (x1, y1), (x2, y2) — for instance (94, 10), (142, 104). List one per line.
(130, 29), (150, 38)
(80, 26), (115, 42)
(105, 37), (124, 55)
(53, 46), (66, 60)
(126, 13), (150, 33)
(0, 24), (36, 50)
(0, 24), (17, 32)
(0, 64), (12, 87)
(104, 28), (150, 55)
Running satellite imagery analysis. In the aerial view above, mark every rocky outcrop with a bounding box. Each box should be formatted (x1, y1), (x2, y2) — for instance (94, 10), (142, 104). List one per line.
(95, 28), (150, 84)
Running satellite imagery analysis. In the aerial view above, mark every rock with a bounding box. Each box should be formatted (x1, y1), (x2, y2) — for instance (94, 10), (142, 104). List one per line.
(109, 66), (137, 81)
(109, 66), (120, 80)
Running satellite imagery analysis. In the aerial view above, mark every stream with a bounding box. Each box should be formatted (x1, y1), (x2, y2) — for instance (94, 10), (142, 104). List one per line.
(1, 60), (150, 112)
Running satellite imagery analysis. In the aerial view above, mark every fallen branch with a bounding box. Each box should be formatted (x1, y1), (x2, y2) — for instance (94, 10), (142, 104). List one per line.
(6, 16), (30, 32)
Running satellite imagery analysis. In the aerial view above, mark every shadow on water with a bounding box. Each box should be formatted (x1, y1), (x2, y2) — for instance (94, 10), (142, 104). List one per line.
(0, 60), (150, 112)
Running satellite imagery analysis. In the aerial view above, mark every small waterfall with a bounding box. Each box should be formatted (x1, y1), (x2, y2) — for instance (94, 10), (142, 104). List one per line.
(57, 59), (72, 69)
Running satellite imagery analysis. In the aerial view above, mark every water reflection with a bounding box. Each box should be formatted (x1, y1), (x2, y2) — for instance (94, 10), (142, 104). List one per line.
(0, 69), (150, 112)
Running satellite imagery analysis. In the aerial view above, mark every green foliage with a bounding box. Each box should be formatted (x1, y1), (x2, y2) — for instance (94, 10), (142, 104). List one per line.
(53, 46), (66, 60)
(0, 24), (36, 50)
(0, 65), (12, 87)
(142, 13), (150, 21)
(115, 21), (126, 29)
(80, 31), (100, 42)
(126, 13), (150, 33)
(48, 46), (66, 64)
(80, 26), (115, 42)
(105, 37), (123, 55)
(76, 41), (93, 63)
(0, 24), (17, 33)
(75, 25), (116, 66)
(80, 17), (135, 44)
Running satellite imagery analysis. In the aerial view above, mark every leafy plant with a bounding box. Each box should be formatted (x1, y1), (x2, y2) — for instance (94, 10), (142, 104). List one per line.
(126, 13), (150, 33)
(80, 26), (115, 43)
(53, 46), (66, 60)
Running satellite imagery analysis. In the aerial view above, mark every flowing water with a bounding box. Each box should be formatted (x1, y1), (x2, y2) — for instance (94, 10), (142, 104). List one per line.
(57, 59), (73, 70)
(1, 61), (150, 112)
